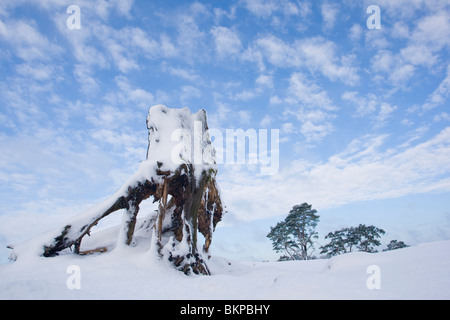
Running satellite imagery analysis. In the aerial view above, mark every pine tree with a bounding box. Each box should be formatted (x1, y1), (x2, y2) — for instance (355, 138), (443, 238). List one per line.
(356, 224), (385, 253)
(320, 228), (348, 257)
(383, 239), (409, 251)
(267, 221), (301, 261)
(320, 224), (385, 257)
(267, 203), (320, 261)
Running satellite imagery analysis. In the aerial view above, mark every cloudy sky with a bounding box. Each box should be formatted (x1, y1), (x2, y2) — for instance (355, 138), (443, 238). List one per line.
(0, 0), (449, 261)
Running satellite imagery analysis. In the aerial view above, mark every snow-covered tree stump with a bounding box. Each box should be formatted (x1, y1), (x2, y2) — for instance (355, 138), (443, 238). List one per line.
(9, 105), (223, 275)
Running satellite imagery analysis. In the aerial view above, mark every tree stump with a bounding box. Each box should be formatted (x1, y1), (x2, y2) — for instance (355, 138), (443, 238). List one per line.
(9, 105), (223, 275)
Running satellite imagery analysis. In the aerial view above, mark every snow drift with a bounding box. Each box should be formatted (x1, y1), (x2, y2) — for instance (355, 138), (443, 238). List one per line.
(0, 239), (449, 299)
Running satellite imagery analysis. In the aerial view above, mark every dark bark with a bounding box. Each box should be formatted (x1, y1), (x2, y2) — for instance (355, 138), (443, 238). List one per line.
(40, 165), (223, 275)
(43, 180), (157, 257)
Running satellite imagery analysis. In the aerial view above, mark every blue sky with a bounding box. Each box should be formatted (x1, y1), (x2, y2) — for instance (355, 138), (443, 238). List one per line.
(0, 0), (449, 262)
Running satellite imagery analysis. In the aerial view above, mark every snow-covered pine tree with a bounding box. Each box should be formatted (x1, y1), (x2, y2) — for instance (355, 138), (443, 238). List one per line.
(355, 224), (385, 253)
(383, 239), (409, 251)
(319, 228), (348, 257)
(320, 224), (385, 257)
(8, 105), (223, 275)
(285, 203), (320, 260)
(267, 203), (320, 261)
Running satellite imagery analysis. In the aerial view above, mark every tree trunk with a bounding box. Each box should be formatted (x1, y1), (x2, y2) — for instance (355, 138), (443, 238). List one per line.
(43, 179), (157, 257)
(12, 105), (224, 276)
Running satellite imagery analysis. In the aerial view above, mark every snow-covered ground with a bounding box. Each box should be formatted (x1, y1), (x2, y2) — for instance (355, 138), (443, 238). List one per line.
(1, 239), (449, 300)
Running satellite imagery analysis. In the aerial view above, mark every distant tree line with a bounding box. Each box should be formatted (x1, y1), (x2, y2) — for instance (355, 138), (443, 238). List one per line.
(267, 203), (409, 261)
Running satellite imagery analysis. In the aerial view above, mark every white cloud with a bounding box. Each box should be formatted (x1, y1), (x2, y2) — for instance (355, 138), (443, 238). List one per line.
(174, 13), (207, 62)
(0, 130), (120, 198)
(111, 76), (155, 109)
(126, 26), (159, 52)
(282, 122), (294, 134)
(227, 73), (274, 102)
(161, 63), (200, 82)
(221, 127), (450, 221)
(371, 49), (394, 72)
(282, 1), (300, 16)
(391, 21), (410, 39)
(91, 129), (140, 151)
(369, 50), (416, 90)
(253, 34), (292, 66)
(211, 26), (242, 58)
(66, 0), (135, 20)
(300, 121), (333, 142)
(401, 118), (414, 127)
(280, 72), (337, 142)
(410, 11), (450, 51)
(287, 72), (336, 110)
(108, 41), (139, 73)
(321, 2), (339, 30)
(237, 110), (252, 124)
(180, 85), (202, 104)
(434, 112), (450, 122)
(242, 0), (278, 18)
(73, 64), (100, 95)
(334, 133), (390, 163)
(242, 0), (309, 20)
(376, 103), (397, 127)
(116, 26), (177, 60)
(269, 95), (282, 105)
(371, 0), (447, 19)
(255, 74), (273, 88)
(159, 34), (178, 58)
(341, 91), (378, 116)
(397, 125), (430, 149)
(421, 64), (450, 111)
(349, 24), (363, 41)
(0, 75), (55, 132)
(342, 91), (397, 127)
(400, 44), (437, 67)
(86, 105), (133, 129)
(67, 34), (108, 68)
(214, 6), (237, 23)
(15, 63), (55, 81)
(0, 19), (62, 61)
(389, 64), (416, 86)
(260, 115), (272, 127)
(251, 35), (359, 85)
(366, 7), (449, 93)
(110, 0), (134, 18)
(234, 89), (258, 101)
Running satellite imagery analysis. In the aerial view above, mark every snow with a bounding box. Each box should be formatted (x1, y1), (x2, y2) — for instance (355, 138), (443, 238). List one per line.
(145, 104), (216, 182)
(1, 239), (449, 299)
